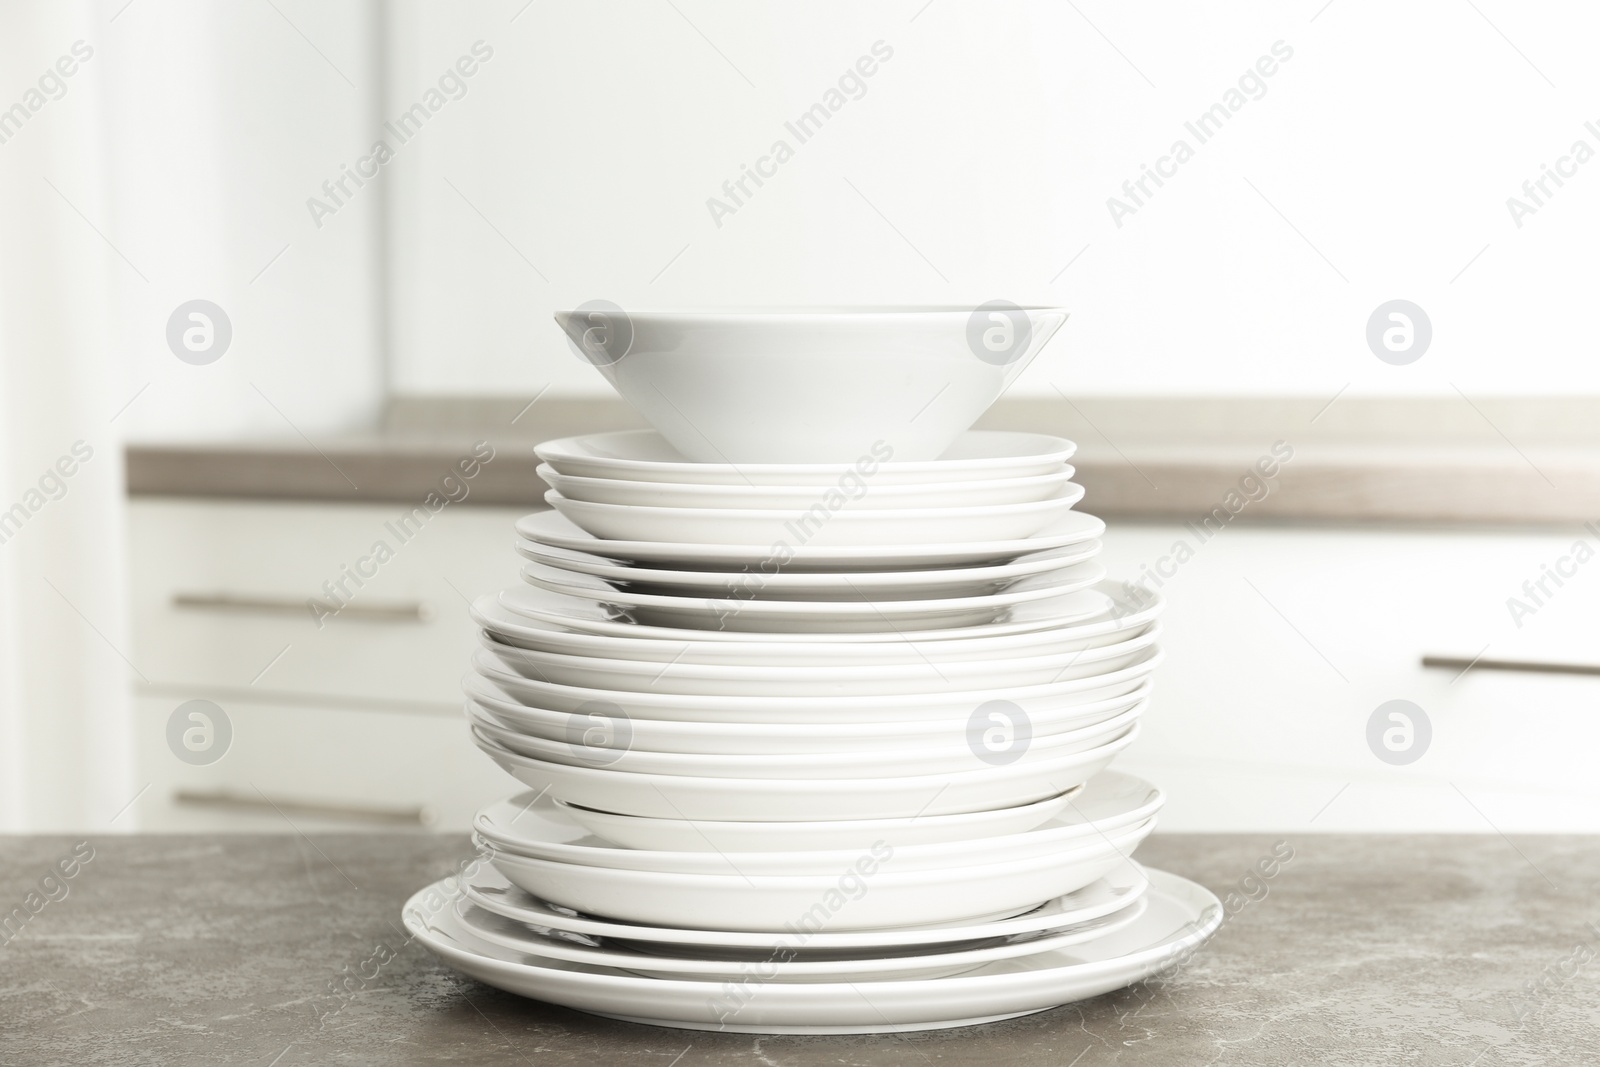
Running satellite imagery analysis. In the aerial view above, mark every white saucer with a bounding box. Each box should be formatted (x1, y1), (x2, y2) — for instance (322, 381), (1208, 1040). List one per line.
(404, 866), (1221, 1033)
(534, 429), (1078, 486)
(515, 509), (1106, 571)
(547, 487), (1085, 548)
(520, 560), (1108, 633)
(462, 859), (1151, 951)
(514, 539), (1103, 601)
(538, 462), (1076, 510)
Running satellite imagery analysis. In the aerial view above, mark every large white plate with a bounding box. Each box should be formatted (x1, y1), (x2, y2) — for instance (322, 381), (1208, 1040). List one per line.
(464, 673), (1151, 756)
(404, 867), (1221, 1033)
(546, 487), (1084, 548)
(461, 858), (1151, 951)
(516, 508), (1106, 571)
(494, 580), (1117, 644)
(466, 700), (1142, 780)
(471, 723), (1139, 821)
(538, 462), (1075, 510)
(469, 644), (1162, 723)
(471, 580), (1162, 664)
(475, 774), (1163, 875)
(514, 539), (1103, 601)
(520, 560), (1108, 633)
(535, 429), (1078, 486)
(482, 818), (1153, 932)
(477, 624), (1159, 697)
(456, 895), (1147, 983)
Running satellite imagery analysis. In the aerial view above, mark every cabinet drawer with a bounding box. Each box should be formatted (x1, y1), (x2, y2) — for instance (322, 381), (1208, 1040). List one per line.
(129, 499), (527, 707)
(132, 694), (516, 831)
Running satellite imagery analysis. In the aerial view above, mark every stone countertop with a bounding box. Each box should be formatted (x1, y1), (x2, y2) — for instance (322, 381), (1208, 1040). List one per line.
(3, 833), (1593, 1065)
(124, 395), (1600, 524)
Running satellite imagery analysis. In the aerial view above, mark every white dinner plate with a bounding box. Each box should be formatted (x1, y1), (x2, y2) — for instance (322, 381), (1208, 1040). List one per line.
(471, 581), (1162, 664)
(471, 722), (1139, 821)
(513, 540), (1103, 601)
(546, 487), (1085, 549)
(516, 509), (1106, 571)
(462, 859), (1151, 952)
(405, 868), (1221, 1033)
(538, 463), (1076, 510)
(495, 580), (1117, 645)
(464, 673), (1151, 756)
(469, 645), (1162, 724)
(456, 895), (1147, 983)
(466, 700), (1142, 780)
(475, 774), (1162, 875)
(520, 560), (1108, 633)
(534, 429), (1078, 486)
(478, 624), (1158, 697)
(483, 817), (1153, 932)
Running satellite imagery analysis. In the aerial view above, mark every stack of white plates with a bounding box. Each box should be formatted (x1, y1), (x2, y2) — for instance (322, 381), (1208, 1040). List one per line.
(409, 425), (1222, 1032)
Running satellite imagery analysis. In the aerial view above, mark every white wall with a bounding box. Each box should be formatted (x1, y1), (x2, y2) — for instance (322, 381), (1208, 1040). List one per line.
(384, 0), (1600, 401)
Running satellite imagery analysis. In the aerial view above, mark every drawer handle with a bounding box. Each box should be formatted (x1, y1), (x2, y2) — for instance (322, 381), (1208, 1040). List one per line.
(173, 788), (434, 826)
(172, 593), (430, 623)
(1422, 655), (1600, 678)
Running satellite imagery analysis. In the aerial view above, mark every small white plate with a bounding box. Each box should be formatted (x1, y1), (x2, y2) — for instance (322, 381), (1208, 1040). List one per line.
(462, 859), (1150, 952)
(464, 673), (1151, 756)
(513, 540), (1103, 601)
(483, 818), (1153, 932)
(466, 700), (1142, 779)
(546, 486), (1084, 548)
(469, 644), (1162, 724)
(471, 722), (1139, 821)
(471, 581), (1162, 664)
(456, 895), (1148, 983)
(476, 774), (1162, 875)
(495, 581), (1117, 645)
(538, 463), (1075, 510)
(535, 429), (1078, 486)
(516, 509), (1106, 571)
(520, 560), (1108, 633)
(408, 866), (1220, 1034)
(478, 624), (1158, 697)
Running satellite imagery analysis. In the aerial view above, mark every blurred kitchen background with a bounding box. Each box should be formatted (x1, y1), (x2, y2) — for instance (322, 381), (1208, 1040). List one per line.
(4, 0), (1599, 834)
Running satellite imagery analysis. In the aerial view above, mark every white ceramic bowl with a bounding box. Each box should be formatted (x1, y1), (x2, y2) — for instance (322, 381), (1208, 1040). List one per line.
(535, 429), (1078, 486)
(470, 723), (1138, 821)
(552, 309), (1069, 463)
(550, 791), (1079, 853)
(537, 463), (1075, 510)
(465, 673), (1152, 755)
(483, 821), (1145, 932)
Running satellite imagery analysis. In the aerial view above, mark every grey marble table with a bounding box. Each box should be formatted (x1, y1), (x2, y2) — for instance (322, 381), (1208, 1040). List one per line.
(2, 833), (1595, 1066)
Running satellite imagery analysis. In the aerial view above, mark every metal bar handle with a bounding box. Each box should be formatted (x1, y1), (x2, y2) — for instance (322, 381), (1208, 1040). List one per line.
(173, 593), (429, 622)
(173, 789), (432, 825)
(1422, 655), (1600, 678)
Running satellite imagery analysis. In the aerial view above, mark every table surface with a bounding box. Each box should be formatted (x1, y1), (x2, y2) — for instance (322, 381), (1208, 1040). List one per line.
(2, 833), (1595, 1066)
